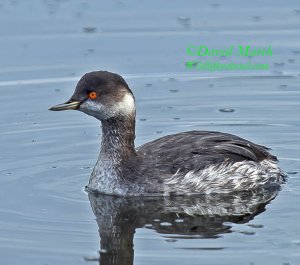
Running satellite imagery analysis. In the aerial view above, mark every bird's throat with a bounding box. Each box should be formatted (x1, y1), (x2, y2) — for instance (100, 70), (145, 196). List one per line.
(100, 117), (136, 160)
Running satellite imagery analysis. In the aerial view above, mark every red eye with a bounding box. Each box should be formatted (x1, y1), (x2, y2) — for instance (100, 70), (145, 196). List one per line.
(88, 91), (97, 99)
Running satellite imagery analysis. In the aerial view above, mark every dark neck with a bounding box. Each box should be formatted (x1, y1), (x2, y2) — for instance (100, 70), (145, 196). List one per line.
(100, 116), (136, 160)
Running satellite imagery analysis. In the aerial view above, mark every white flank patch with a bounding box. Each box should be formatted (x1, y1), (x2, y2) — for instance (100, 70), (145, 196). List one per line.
(164, 159), (284, 195)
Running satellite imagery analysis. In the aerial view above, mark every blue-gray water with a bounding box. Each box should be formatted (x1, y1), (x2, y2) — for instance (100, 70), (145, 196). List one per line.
(0, 1), (299, 264)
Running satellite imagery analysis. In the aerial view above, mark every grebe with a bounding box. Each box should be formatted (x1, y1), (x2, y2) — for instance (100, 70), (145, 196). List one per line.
(49, 71), (285, 196)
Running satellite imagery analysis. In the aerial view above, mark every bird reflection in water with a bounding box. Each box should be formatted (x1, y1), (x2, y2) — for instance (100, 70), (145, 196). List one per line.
(87, 187), (280, 265)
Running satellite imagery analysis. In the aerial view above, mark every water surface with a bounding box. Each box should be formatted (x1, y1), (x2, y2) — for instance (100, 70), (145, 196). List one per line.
(0, 1), (299, 264)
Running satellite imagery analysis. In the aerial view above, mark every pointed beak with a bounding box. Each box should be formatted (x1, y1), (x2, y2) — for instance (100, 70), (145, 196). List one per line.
(49, 100), (81, 111)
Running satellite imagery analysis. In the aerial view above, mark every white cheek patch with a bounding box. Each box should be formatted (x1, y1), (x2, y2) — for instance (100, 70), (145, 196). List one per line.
(116, 93), (135, 116)
(80, 92), (135, 120)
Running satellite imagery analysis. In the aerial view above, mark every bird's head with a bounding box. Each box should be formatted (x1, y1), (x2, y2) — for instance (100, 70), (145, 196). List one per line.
(49, 71), (136, 121)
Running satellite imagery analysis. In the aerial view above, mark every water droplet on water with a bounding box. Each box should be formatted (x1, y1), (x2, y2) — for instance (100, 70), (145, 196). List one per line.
(273, 70), (284, 75)
(252, 16), (261, 21)
(292, 50), (300, 55)
(210, 3), (220, 8)
(219, 108), (235, 113)
(170, 89), (178, 93)
(83, 27), (96, 33)
(177, 16), (190, 27)
(87, 48), (95, 53)
(273, 62), (285, 67)
(294, 9), (300, 15)
(168, 77), (177, 82)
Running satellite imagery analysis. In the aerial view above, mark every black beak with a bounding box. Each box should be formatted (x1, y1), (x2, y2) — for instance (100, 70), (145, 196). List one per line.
(49, 100), (81, 111)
